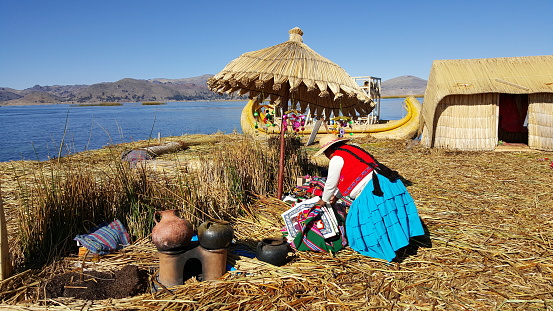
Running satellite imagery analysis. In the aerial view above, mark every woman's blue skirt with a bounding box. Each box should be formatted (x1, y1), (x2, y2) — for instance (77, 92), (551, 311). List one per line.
(345, 174), (424, 261)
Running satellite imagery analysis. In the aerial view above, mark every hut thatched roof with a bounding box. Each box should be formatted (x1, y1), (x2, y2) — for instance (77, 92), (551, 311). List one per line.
(207, 27), (374, 118)
(422, 55), (553, 136)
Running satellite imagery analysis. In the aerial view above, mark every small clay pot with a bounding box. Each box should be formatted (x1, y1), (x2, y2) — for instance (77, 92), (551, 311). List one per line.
(256, 237), (290, 266)
(151, 209), (193, 252)
(197, 219), (234, 250)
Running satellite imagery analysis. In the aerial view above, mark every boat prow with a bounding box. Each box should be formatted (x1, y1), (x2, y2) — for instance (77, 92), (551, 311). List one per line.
(366, 96), (421, 140)
(241, 96), (421, 140)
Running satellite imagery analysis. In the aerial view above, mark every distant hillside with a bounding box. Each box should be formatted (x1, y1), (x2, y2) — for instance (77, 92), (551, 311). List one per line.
(381, 75), (427, 97)
(0, 75), (236, 106)
(147, 75), (214, 85)
(0, 88), (23, 101)
(0, 74), (426, 105)
(74, 76), (228, 103)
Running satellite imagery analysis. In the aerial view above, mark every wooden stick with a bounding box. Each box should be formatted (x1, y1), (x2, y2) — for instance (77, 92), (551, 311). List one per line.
(277, 85), (290, 200)
(0, 181), (13, 280)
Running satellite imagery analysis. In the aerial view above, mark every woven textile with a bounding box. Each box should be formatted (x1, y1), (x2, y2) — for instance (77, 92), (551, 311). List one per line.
(295, 176), (354, 207)
(289, 203), (348, 253)
(74, 219), (131, 255)
(346, 174), (424, 261)
(295, 176), (326, 197)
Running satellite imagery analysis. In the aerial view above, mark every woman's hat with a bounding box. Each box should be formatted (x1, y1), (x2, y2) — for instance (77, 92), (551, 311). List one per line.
(313, 134), (350, 157)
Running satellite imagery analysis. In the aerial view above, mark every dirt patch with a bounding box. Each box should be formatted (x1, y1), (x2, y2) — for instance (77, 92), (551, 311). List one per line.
(44, 265), (149, 300)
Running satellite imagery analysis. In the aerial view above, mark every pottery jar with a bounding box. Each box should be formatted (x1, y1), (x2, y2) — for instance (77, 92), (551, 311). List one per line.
(256, 237), (290, 266)
(197, 219), (233, 250)
(151, 209), (194, 252)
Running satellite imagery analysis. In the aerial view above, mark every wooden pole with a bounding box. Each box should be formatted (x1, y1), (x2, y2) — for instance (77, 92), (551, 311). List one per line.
(277, 86), (290, 200)
(0, 181), (13, 280)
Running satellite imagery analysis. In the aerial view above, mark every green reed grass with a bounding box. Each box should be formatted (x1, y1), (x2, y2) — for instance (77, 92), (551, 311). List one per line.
(15, 161), (119, 268)
(188, 135), (318, 222)
(12, 134), (319, 270)
(13, 147), (165, 268)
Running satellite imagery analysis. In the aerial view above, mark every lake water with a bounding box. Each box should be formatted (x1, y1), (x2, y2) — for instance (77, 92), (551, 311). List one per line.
(0, 98), (418, 162)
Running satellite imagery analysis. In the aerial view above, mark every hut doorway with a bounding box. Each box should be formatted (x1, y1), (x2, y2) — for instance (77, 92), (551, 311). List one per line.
(498, 94), (529, 144)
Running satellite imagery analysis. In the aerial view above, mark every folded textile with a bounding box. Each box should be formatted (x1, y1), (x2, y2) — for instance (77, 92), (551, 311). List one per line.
(294, 176), (353, 207)
(281, 196), (348, 253)
(74, 219), (131, 255)
(289, 202), (348, 253)
(294, 176), (326, 197)
(282, 196), (339, 241)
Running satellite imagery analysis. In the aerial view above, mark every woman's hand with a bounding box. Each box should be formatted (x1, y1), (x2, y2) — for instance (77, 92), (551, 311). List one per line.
(318, 196), (337, 206)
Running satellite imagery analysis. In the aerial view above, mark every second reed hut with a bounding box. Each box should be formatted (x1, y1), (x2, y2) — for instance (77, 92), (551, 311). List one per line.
(420, 55), (553, 151)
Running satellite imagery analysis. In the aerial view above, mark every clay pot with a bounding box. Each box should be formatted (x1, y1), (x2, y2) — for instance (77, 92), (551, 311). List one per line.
(256, 237), (290, 266)
(197, 219), (233, 250)
(151, 209), (193, 252)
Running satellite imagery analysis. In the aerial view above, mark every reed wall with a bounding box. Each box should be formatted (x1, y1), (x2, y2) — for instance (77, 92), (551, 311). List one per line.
(421, 55), (553, 141)
(528, 93), (553, 151)
(420, 124), (430, 147)
(422, 94), (499, 151)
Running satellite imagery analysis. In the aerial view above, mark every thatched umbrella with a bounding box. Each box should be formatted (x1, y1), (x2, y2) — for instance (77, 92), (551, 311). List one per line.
(208, 27), (374, 199)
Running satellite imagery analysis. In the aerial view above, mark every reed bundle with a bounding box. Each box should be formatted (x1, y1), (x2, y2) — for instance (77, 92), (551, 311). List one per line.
(0, 135), (552, 310)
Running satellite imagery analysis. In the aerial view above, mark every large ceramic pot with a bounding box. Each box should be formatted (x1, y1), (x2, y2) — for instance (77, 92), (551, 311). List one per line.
(151, 209), (193, 252)
(197, 219), (233, 250)
(256, 237), (290, 266)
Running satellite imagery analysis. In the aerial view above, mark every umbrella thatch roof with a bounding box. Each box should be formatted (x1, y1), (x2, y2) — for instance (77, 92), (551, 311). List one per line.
(207, 27), (374, 118)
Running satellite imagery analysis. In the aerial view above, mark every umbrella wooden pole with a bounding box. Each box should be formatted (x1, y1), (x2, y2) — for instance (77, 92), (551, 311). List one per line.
(277, 89), (289, 200)
(277, 109), (286, 199)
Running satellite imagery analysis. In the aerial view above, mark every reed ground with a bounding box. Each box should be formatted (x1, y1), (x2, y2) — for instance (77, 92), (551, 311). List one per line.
(0, 134), (552, 310)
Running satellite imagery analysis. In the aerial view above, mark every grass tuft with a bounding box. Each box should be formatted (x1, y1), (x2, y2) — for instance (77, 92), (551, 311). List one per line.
(11, 134), (318, 269)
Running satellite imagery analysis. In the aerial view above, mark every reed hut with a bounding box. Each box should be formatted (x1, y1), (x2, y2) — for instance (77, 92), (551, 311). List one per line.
(420, 55), (553, 151)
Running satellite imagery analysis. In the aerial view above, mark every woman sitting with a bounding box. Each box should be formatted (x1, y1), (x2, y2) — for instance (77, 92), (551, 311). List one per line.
(314, 134), (425, 261)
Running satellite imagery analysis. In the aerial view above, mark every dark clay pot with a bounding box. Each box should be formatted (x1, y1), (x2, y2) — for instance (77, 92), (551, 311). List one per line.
(151, 209), (194, 252)
(197, 219), (234, 250)
(256, 237), (290, 266)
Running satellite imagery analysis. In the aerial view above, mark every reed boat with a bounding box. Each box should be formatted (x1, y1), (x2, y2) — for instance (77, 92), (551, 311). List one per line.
(241, 96), (421, 140)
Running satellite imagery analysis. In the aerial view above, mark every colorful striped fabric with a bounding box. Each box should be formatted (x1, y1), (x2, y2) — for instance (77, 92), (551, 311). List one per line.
(288, 203), (348, 253)
(74, 219), (131, 255)
(294, 176), (353, 207)
(295, 176), (326, 197)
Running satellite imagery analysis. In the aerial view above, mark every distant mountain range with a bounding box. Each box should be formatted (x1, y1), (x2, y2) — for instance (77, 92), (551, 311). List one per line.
(380, 75), (427, 97)
(0, 75), (427, 106)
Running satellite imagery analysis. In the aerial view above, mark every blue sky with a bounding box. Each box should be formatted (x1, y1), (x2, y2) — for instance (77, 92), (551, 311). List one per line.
(1, 0), (551, 90)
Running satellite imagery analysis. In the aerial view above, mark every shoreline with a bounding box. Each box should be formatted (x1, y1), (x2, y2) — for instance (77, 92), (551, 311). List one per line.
(0, 98), (250, 107)
(0, 96), (424, 107)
